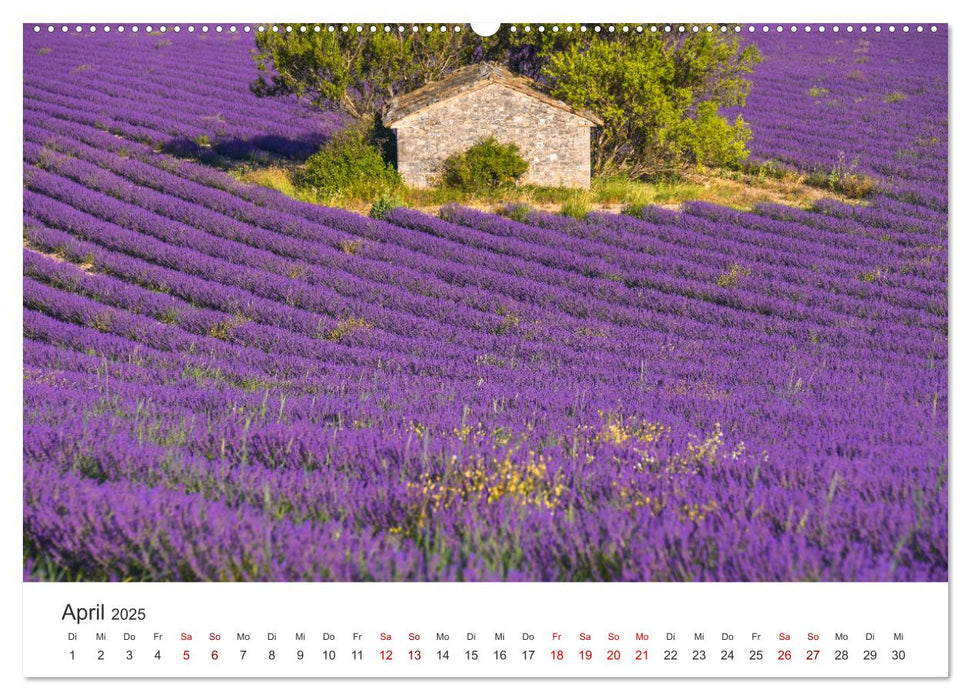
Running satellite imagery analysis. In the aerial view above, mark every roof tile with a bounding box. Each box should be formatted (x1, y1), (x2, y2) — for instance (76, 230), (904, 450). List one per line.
(382, 62), (602, 127)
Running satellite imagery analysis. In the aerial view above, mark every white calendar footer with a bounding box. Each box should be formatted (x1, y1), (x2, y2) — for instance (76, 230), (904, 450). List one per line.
(23, 582), (948, 677)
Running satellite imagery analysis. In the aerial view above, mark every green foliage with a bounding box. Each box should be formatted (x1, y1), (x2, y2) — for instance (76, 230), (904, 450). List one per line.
(503, 203), (532, 222)
(559, 191), (592, 220)
(301, 126), (401, 199)
(621, 202), (649, 218)
(441, 138), (529, 192)
(673, 102), (752, 170)
(252, 29), (473, 119)
(822, 152), (875, 199)
(369, 194), (405, 220)
(542, 34), (761, 176)
(253, 25), (762, 178)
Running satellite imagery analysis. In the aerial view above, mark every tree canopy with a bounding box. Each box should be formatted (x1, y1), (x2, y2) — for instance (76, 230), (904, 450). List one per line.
(252, 25), (762, 177)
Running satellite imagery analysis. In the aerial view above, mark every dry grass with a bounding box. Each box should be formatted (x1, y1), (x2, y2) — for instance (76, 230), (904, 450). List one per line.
(234, 165), (300, 199)
(321, 316), (372, 342)
(716, 263), (753, 289)
(670, 168), (867, 210)
(229, 161), (867, 219)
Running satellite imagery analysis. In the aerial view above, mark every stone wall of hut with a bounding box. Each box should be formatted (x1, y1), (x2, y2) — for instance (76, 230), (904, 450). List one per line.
(391, 83), (594, 189)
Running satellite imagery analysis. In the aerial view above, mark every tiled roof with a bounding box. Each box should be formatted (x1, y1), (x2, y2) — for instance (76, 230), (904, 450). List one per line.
(382, 62), (603, 127)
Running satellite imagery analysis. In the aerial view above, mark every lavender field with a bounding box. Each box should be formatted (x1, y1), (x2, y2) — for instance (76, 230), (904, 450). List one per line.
(23, 26), (948, 581)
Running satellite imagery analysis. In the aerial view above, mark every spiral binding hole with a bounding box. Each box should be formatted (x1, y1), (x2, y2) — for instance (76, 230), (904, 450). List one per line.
(27, 23), (943, 37)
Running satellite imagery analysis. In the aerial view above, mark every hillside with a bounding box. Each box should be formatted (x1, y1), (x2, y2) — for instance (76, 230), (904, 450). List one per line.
(23, 27), (947, 582)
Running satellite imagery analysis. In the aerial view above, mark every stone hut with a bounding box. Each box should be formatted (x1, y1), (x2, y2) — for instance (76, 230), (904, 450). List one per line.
(382, 63), (602, 189)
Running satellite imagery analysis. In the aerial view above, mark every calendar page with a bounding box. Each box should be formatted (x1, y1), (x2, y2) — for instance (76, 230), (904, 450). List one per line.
(19, 6), (952, 688)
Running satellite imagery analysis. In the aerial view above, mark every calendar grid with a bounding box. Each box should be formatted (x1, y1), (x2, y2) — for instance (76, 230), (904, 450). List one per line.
(24, 583), (948, 678)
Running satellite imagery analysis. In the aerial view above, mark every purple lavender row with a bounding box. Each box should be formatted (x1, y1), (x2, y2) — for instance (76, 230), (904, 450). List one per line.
(25, 30), (339, 158)
(25, 172), (937, 371)
(26, 104), (944, 328)
(734, 31), (947, 205)
(25, 423), (945, 581)
(26, 138), (944, 354)
(24, 75), (335, 159)
(440, 205), (944, 329)
(25, 249), (696, 384)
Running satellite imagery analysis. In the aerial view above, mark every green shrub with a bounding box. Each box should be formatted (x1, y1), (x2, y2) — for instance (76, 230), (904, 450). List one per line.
(301, 129), (401, 199)
(441, 138), (529, 192)
(369, 195), (404, 220)
(822, 153), (876, 199)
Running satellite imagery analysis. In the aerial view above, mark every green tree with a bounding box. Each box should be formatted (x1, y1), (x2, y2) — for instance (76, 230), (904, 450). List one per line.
(252, 28), (473, 119)
(541, 33), (760, 176)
